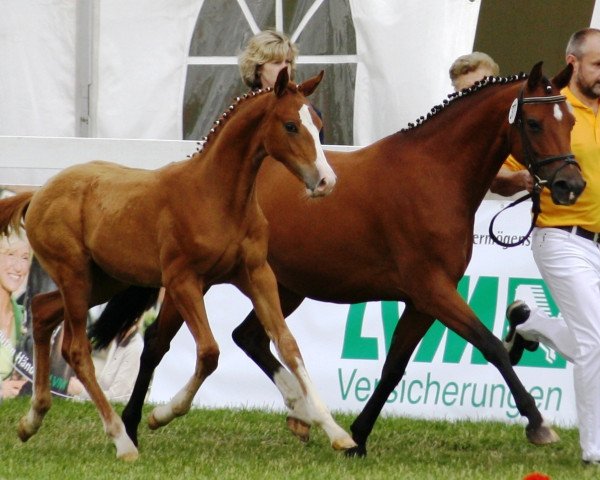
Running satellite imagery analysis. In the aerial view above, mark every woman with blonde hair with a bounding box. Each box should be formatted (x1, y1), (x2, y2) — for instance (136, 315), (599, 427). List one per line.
(0, 232), (30, 399)
(238, 29), (299, 90)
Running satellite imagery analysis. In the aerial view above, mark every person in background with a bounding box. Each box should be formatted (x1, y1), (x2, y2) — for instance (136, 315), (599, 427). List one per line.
(0, 232), (30, 399)
(68, 318), (144, 403)
(500, 28), (600, 467)
(449, 51), (534, 195)
(238, 29), (324, 142)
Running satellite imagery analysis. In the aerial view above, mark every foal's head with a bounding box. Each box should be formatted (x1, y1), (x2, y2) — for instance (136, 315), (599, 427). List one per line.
(263, 68), (336, 197)
(508, 62), (585, 205)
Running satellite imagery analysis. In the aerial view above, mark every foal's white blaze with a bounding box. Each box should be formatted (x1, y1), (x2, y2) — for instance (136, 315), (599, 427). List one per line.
(298, 104), (336, 193)
(554, 104), (563, 122)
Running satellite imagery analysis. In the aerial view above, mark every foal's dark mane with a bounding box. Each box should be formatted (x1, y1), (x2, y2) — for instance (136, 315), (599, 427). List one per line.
(400, 73), (528, 133)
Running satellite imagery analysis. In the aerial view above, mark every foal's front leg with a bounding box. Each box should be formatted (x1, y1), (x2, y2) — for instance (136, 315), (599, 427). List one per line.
(236, 262), (356, 451)
(147, 275), (219, 430)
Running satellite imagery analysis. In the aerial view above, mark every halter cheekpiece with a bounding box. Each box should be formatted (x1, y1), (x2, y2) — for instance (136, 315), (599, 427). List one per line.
(489, 84), (580, 247)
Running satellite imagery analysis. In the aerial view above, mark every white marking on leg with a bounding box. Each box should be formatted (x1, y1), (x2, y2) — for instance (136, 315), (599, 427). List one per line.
(100, 412), (138, 460)
(150, 376), (199, 428)
(292, 357), (356, 449)
(273, 367), (311, 425)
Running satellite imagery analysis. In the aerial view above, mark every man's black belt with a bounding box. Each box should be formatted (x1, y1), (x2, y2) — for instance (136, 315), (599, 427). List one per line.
(555, 225), (600, 243)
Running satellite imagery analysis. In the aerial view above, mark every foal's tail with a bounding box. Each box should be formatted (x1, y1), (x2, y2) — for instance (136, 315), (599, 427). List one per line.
(89, 286), (160, 350)
(0, 191), (34, 237)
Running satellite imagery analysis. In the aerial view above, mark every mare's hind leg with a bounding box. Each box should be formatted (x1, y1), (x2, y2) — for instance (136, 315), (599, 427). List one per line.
(18, 291), (64, 441)
(346, 304), (434, 457)
(232, 286), (312, 441)
(424, 285), (558, 445)
(122, 291), (184, 444)
(235, 263), (356, 451)
(59, 272), (137, 461)
(147, 275), (220, 430)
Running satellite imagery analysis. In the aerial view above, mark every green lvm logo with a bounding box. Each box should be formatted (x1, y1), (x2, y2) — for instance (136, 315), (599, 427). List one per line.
(341, 275), (567, 369)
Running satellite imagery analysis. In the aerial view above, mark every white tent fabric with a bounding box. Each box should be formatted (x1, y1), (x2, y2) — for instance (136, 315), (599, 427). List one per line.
(0, 1), (76, 137)
(94, 0), (203, 139)
(349, 0), (480, 144)
(1, 0), (480, 144)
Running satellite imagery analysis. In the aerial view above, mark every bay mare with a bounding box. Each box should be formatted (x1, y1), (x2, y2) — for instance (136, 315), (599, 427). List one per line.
(58, 63), (587, 456)
(0, 69), (360, 460)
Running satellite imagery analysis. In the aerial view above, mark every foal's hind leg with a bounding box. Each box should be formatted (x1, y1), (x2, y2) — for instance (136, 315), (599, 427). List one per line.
(58, 272), (138, 461)
(232, 287), (312, 441)
(147, 276), (220, 430)
(18, 291), (64, 442)
(236, 263), (356, 451)
(346, 304), (434, 457)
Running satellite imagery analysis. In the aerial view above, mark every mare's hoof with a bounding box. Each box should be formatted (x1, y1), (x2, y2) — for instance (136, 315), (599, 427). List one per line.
(526, 423), (560, 445)
(286, 416), (310, 442)
(344, 444), (367, 458)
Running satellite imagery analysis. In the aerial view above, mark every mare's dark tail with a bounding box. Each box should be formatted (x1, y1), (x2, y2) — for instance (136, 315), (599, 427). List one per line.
(88, 286), (160, 350)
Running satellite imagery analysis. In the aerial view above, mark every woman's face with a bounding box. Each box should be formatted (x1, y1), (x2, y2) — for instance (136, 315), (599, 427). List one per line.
(0, 239), (30, 294)
(258, 57), (292, 89)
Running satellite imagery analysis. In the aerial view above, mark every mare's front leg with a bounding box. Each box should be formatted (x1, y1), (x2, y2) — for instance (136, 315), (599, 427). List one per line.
(346, 304), (434, 457)
(18, 291), (64, 442)
(235, 262), (356, 451)
(425, 285), (558, 445)
(147, 274), (219, 430)
(232, 286), (312, 441)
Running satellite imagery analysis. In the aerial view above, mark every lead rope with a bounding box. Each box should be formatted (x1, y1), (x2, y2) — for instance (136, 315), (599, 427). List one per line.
(488, 184), (542, 247)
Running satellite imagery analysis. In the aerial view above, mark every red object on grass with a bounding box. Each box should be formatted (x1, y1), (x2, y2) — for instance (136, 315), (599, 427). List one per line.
(523, 473), (550, 480)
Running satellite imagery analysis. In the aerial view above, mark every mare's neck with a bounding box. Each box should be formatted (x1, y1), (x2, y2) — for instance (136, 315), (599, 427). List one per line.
(411, 82), (520, 207)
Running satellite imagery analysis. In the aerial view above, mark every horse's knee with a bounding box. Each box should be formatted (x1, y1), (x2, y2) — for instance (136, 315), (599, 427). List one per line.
(199, 347), (219, 376)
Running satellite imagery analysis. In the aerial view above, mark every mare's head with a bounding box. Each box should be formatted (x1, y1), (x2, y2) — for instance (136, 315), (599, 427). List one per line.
(263, 68), (336, 197)
(509, 62), (585, 205)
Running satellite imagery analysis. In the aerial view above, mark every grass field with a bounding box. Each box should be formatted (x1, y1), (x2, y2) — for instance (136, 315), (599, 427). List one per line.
(0, 397), (596, 480)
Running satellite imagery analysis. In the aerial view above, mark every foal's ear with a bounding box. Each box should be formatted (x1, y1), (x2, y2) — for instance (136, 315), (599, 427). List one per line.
(552, 63), (573, 90)
(527, 61), (544, 90)
(274, 67), (290, 98)
(298, 70), (325, 97)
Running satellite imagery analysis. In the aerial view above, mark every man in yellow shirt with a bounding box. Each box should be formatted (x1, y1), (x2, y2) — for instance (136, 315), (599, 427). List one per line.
(501, 28), (600, 466)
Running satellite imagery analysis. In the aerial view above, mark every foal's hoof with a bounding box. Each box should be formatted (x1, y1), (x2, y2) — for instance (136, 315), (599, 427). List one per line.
(286, 416), (311, 443)
(17, 418), (34, 442)
(526, 423), (560, 445)
(147, 412), (162, 430)
(117, 450), (139, 462)
(332, 435), (358, 451)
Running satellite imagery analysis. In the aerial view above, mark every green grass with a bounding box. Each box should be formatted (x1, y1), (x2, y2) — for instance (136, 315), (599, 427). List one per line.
(0, 397), (595, 479)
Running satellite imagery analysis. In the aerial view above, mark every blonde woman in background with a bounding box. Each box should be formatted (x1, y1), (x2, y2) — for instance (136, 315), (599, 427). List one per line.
(0, 232), (30, 399)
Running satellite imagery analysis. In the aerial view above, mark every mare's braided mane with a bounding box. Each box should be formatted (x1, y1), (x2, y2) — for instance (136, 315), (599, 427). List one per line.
(400, 73), (528, 132)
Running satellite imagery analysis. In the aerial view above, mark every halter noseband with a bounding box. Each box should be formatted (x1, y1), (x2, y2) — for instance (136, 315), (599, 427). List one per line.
(490, 85), (580, 248)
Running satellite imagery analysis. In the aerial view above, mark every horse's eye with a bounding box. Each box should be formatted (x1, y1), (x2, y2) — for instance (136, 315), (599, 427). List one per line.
(526, 118), (542, 132)
(284, 122), (298, 133)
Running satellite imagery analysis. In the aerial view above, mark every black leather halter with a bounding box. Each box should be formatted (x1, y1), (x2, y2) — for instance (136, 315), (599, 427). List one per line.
(489, 85), (580, 248)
